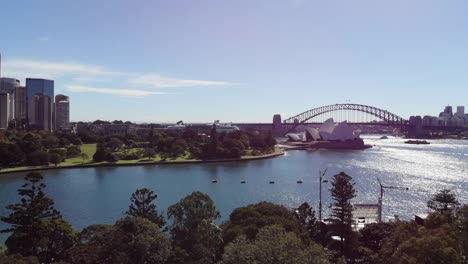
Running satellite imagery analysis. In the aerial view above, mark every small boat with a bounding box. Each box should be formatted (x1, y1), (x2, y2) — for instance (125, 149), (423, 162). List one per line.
(212, 180), (217, 183)
(380, 136), (388, 139)
(404, 140), (430, 145)
(240, 180), (246, 183)
(269, 181), (275, 184)
(297, 180), (303, 184)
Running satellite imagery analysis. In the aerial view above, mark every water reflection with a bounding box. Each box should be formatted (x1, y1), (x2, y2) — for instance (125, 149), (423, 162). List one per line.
(0, 136), (466, 244)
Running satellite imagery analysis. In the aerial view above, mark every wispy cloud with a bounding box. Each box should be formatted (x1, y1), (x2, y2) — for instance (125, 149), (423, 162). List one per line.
(3, 59), (125, 81)
(36, 36), (50, 43)
(3, 59), (241, 89)
(65, 85), (166, 98)
(130, 73), (241, 88)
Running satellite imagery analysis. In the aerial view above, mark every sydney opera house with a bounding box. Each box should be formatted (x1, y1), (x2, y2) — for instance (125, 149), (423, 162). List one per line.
(284, 118), (371, 149)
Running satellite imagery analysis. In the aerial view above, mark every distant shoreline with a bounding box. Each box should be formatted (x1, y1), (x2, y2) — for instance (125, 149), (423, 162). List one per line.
(0, 149), (285, 175)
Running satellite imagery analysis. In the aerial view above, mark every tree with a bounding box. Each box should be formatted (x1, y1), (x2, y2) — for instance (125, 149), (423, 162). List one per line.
(222, 202), (306, 246)
(427, 189), (459, 220)
(329, 172), (357, 259)
(167, 192), (221, 264)
(105, 137), (123, 151)
(358, 222), (393, 253)
(79, 153), (89, 164)
(0, 253), (40, 264)
(205, 124), (219, 159)
(68, 217), (171, 264)
(457, 205), (468, 259)
(378, 220), (460, 264)
(93, 144), (107, 162)
(20, 133), (43, 154)
(49, 153), (63, 166)
(66, 145), (81, 158)
(0, 172), (76, 262)
(143, 148), (156, 161)
(0, 143), (25, 166)
(42, 135), (59, 149)
(104, 152), (119, 163)
(25, 151), (49, 166)
(125, 188), (166, 228)
(219, 225), (329, 264)
(295, 202), (321, 243)
(58, 137), (71, 147)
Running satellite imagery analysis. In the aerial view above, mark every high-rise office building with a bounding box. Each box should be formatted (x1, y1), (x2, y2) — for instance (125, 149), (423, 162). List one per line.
(15, 86), (27, 121)
(55, 94), (70, 130)
(444, 106), (453, 116)
(0, 94), (11, 128)
(0, 78), (19, 128)
(456, 106), (465, 116)
(26, 78), (54, 131)
(29, 94), (52, 131)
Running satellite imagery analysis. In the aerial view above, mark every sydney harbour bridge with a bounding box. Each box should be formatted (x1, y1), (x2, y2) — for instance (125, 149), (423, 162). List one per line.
(232, 103), (463, 137)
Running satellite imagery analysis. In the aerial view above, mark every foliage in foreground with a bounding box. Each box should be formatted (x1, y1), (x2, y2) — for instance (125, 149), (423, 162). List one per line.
(1, 172), (468, 264)
(219, 225), (329, 264)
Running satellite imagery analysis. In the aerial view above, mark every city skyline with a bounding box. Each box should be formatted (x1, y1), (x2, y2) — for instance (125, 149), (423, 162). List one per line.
(1, 0), (468, 123)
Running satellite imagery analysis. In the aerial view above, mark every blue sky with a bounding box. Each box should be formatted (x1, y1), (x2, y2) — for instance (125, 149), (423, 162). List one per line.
(1, 0), (467, 123)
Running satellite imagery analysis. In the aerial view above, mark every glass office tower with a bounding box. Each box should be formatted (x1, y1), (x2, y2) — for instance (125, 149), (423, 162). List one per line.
(26, 78), (54, 131)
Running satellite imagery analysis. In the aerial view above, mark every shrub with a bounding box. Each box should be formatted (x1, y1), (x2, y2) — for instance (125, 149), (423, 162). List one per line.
(66, 145), (81, 158)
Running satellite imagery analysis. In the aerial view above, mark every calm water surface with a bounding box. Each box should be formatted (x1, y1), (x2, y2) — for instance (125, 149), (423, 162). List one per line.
(1, 136), (467, 243)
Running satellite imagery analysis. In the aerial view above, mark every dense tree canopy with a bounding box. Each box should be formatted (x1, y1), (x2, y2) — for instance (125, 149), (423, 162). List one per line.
(222, 202), (306, 246)
(2, 168), (466, 264)
(219, 225), (329, 264)
(167, 192), (221, 264)
(0, 130), (82, 168)
(378, 217), (461, 264)
(68, 217), (171, 264)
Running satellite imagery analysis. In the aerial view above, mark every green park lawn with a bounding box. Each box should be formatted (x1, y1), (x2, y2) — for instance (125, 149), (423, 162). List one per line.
(62, 143), (97, 165)
(0, 145), (283, 174)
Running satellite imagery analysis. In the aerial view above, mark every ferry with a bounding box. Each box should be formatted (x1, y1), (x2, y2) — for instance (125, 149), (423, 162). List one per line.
(404, 140), (430, 145)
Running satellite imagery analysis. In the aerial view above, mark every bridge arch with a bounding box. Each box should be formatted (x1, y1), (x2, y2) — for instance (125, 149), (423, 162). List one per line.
(283, 104), (408, 126)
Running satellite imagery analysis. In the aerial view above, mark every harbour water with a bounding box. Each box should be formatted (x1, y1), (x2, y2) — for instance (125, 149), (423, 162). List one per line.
(1, 136), (467, 244)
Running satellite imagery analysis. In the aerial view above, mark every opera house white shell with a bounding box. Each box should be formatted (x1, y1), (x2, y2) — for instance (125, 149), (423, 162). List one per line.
(286, 118), (360, 142)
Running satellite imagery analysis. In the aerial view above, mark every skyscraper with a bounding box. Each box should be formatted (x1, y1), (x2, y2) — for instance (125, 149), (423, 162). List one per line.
(444, 106), (453, 116)
(55, 94), (70, 130)
(29, 94), (52, 131)
(456, 106), (465, 116)
(0, 78), (19, 129)
(15, 86), (27, 121)
(26, 78), (54, 131)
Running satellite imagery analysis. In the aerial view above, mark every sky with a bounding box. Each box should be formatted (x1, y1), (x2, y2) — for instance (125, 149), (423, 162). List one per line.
(1, 0), (467, 123)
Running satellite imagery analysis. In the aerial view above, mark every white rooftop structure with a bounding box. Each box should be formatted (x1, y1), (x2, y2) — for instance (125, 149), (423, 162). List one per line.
(352, 204), (380, 231)
(286, 118), (361, 142)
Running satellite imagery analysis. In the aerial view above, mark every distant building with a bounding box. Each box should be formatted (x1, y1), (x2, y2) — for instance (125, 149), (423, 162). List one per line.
(272, 114), (283, 136)
(0, 94), (12, 128)
(29, 94), (52, 131)
(26, 78), (54, 131)
(286, 118), (361, 142)
(442, 105), (453, 116)
(352, 204), (380, 231)
(15, 86), (27, 121)
(0, 78), (20, 128)
(422, 115), (440, 126)
(456, 106), (465, 117)
(55, 94), (70, 130)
